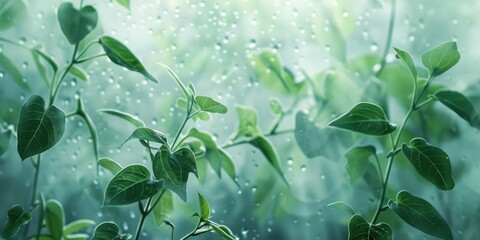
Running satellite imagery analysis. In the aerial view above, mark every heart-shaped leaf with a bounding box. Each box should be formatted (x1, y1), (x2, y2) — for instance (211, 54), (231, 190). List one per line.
(328, 102), (396, 135)
(121, 127), (168, 147)
(99, 36), (157, 83)
(1, 204), (32, 239)
(17, 95), (65, 160)
(388, 190), (453, 240)
(421, 41), (460, 77)
(402, 138), (454, 190)
(91, 222), (132, 240)
(345, 145), (376, 185)
(348, 214), (392, 240)
(434, 90), (479, 128)
(57, 2), (98, 45)
(45, 200), (65, 239)
(194, 96), (228, 114)
(153, 146), (197, 201)
(394, 47), (417, 81)
(248, 135), (288, 185)
(103, 164), (162, 206)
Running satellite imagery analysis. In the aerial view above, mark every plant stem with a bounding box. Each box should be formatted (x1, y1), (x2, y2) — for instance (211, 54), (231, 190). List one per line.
(49, 44), (79, 106)
(23, 155), (41, 240)
(75, 53), (107, 64)
(172, 98), (194, 150)
(375, 0), (397, 77)
(221, 129), (294, 149)
(179, 220), (202, 240)
(371, 107), (412, 223)
(134, 197), (152, 240)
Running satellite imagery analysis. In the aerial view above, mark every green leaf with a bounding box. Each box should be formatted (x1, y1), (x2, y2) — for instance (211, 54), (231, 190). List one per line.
(91, 222), (131, 240)
(345, 145), (376, 185)
(194, 96), (228, 114)
(434, 90), (479, 128)
(0, 129), (11, 157)
(294, 111), (349, 159)
(402, 138), (455, 190)
(1, 204), (32, 239)
(218, 149), (238, 186)
(63, 220), (95, 236)
(98, 109), (145, 128)
(248, 136), (288, 185)
(17, 95), (65, 160)
(99, 36), (157, 83)
(69, 65), (88, 81)
(160, 64), (190, 98)
(394, 47), (417, 81)
(209, 222), (236, 240)
(327, 201), (356, 216)
(45, 200), (65, 239)
(348, 214), (392, 240)
(388, 190), (453, 240)
(150, 190), (174, 227)
(0, 0), (26, 30)
(0, 52), (30, 91)
(250, 50), (304, 95)
(114, 0), (130, 10)
(97, 158), (122, 175)
(153, 146), (197, 201)
(122, 127), (168, 147)
(268, 98), (284, 115)
(328, 102), (397, 135)
(185, 128), (223, 177)
(234, 105), (261, 139)
(421, 41), (460, 77)
(57, 2), (98, 45)
(103, 164), (163, 206)
(198, 193), (210, 219)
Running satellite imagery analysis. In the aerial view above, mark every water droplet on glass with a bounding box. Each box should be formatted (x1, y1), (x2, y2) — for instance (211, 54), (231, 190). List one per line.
(300, 165), (307, 172)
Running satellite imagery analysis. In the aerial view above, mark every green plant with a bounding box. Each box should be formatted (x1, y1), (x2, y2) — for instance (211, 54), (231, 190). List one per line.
(95, 65), (236, 239)
(326, 40), (475, 239)
(1, 1), (236, 239)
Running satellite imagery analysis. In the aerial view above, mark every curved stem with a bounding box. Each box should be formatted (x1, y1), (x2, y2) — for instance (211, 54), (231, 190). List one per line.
(49, 44), (79, 106)
(375, 0), (397, 77)
(179, 220), (202, 240)
(371, 107), (413, 224)
(23, 155), (41, 239)
(172, 98), (194, 150)
(75, 53), (106, 64)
